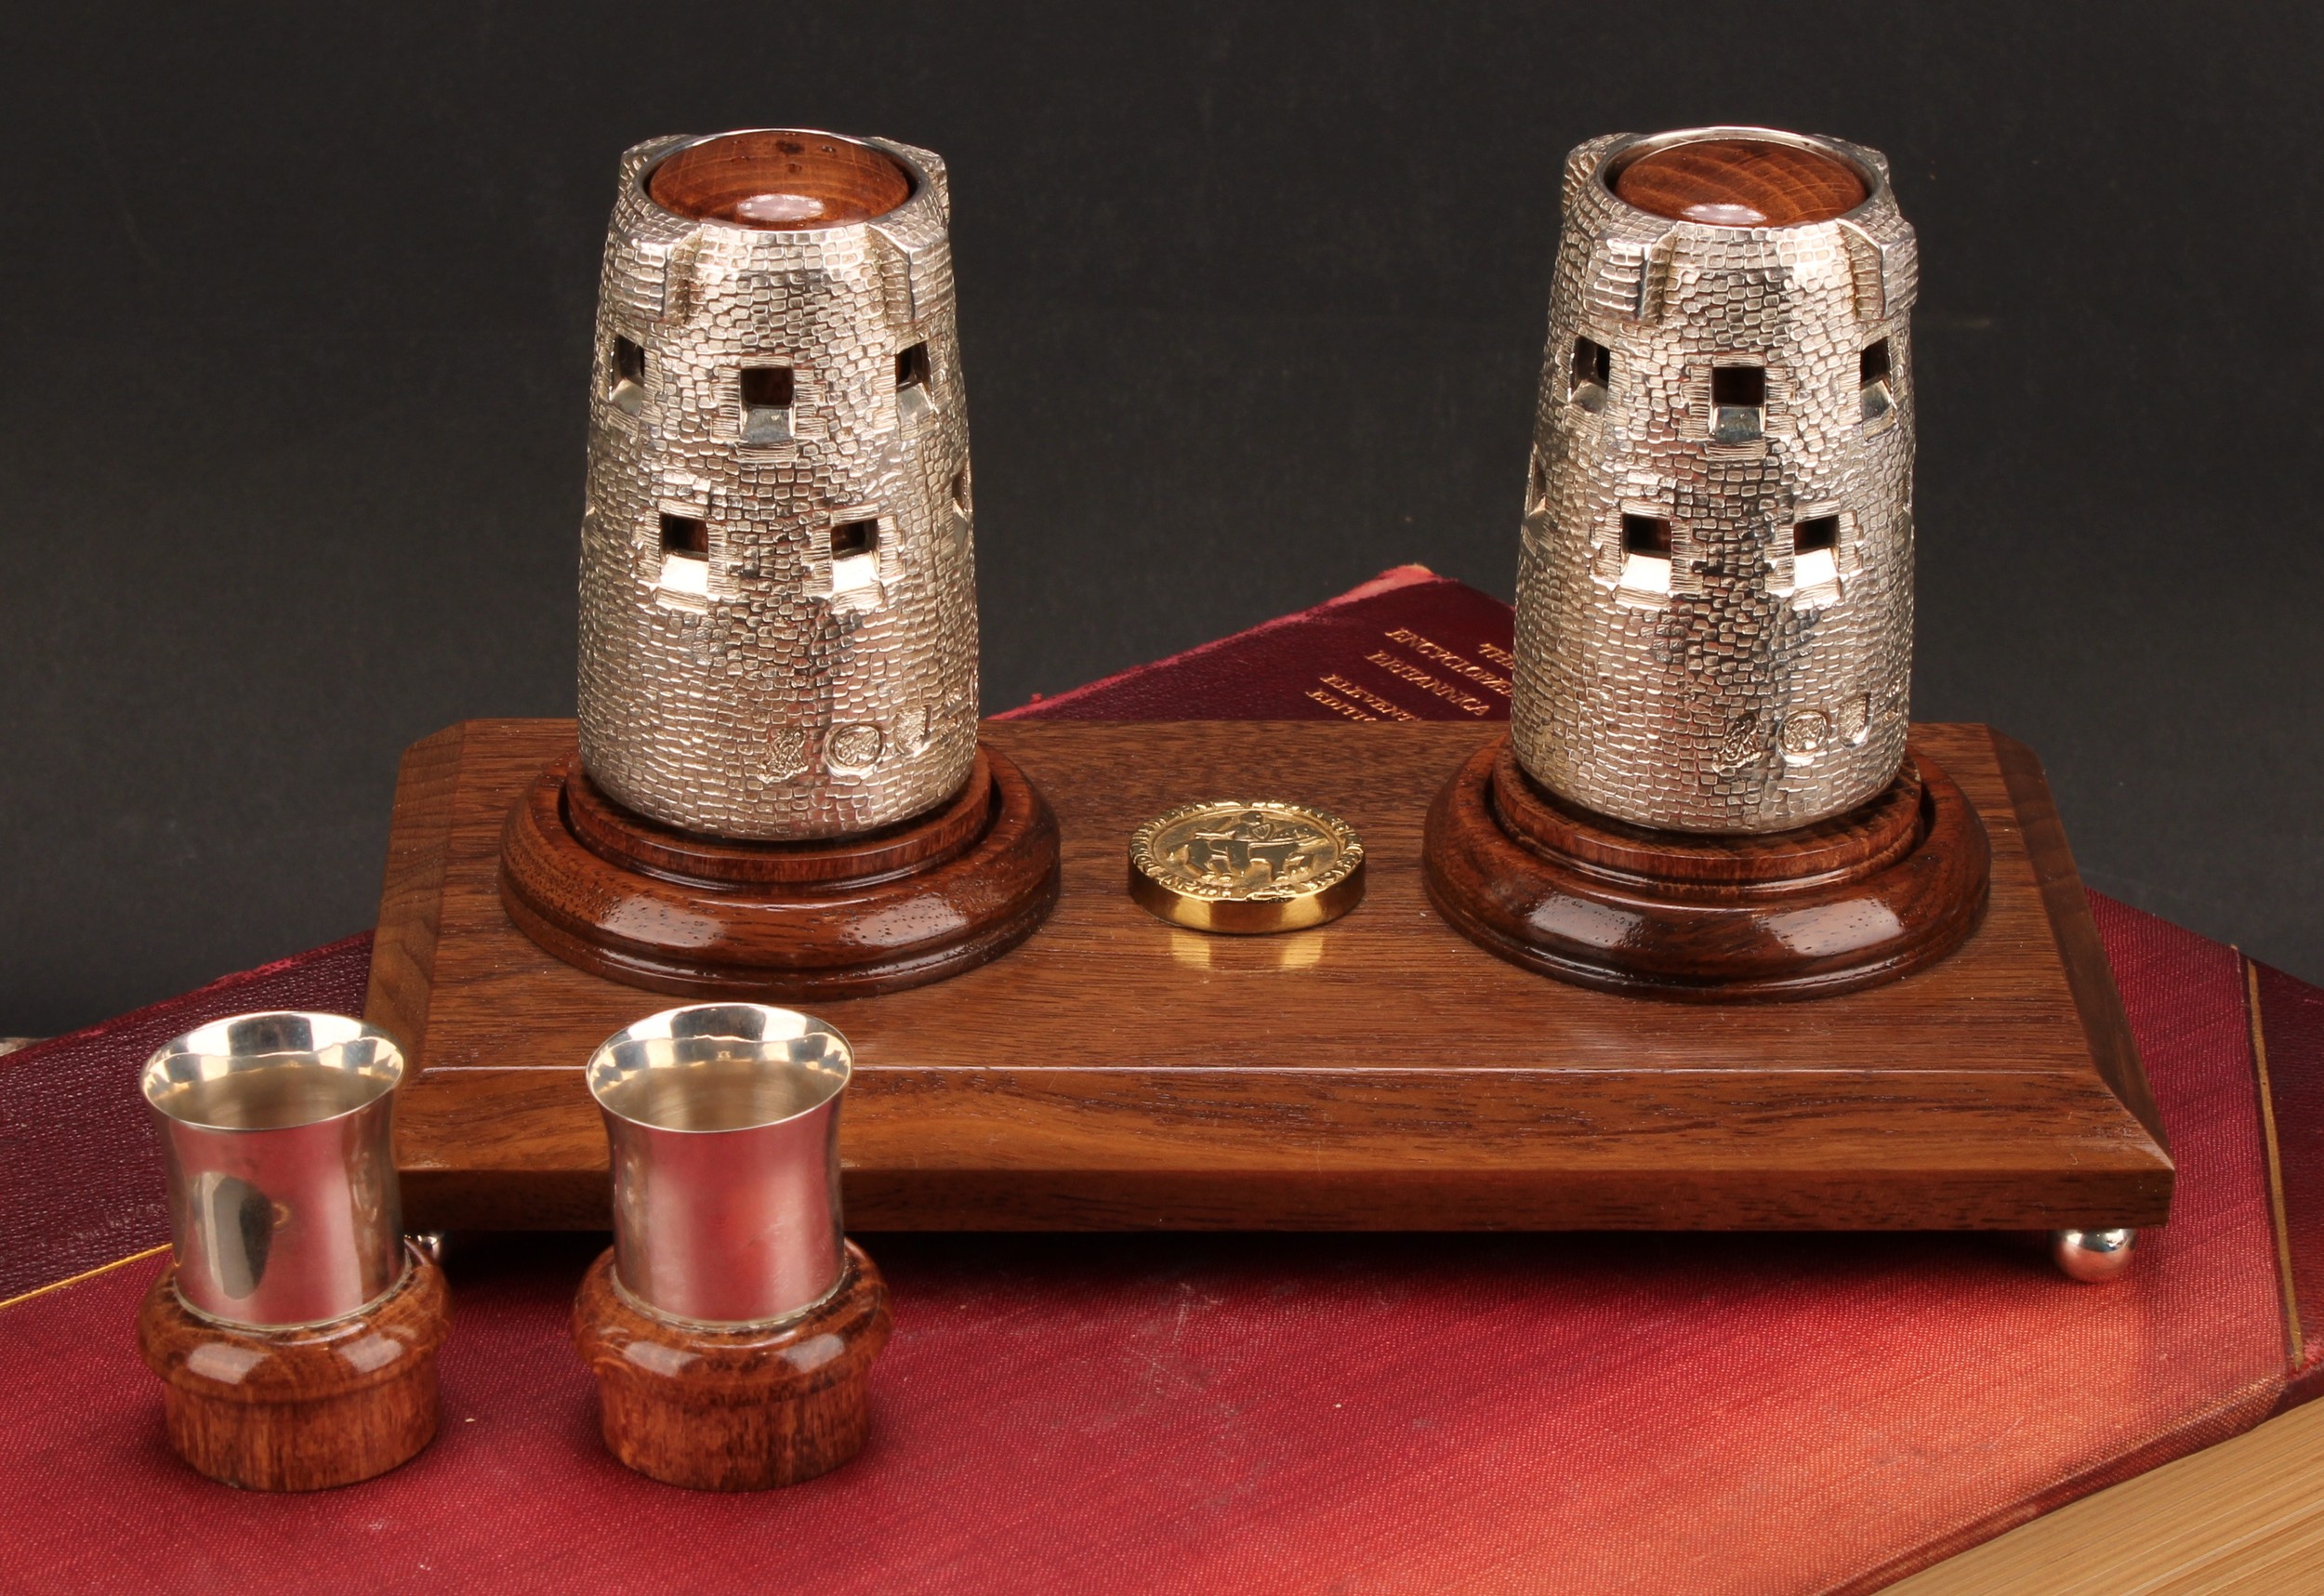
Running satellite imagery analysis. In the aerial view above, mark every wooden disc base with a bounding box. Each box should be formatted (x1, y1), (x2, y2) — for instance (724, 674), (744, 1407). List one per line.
(1423, 736), (1991, 1000)
(499, 741), (1061, 1000)
(572, 1241), (891, 1490)
(135, 1251), (449, 1490)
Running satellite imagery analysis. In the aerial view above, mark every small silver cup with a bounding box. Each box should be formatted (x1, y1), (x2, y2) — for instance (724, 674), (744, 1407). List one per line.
(141, 1012), (408, 1328)
(587, 1004), (852, 1327)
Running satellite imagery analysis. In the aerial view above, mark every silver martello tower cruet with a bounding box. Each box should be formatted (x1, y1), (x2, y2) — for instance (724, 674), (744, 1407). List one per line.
(575, 129), (980, 842)
(1510, 126), (1919, 835)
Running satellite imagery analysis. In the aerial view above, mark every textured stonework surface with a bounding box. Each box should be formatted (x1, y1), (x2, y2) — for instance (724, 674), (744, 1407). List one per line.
(1512, 130), (1918, 833)
(576, 134), (978, 840)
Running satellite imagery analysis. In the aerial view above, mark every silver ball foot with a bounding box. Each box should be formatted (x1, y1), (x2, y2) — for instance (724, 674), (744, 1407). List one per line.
(2051, 1228), (2136, 1283)
(407, 1231), (451, 1268)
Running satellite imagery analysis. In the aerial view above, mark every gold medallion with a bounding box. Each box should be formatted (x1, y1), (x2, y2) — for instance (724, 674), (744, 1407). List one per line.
(1128, 800), (1366, 933)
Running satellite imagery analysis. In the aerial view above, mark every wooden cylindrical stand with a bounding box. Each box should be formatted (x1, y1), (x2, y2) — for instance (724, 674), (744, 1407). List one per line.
(136, 1250), (449, 1491)
(572, 1241), (891, 1490)
(500, 741), (1061, 999)
(1424, 736), (1990, 1000)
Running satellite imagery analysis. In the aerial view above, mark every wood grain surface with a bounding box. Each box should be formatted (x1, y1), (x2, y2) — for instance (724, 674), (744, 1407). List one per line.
(1613, 135), (1868, 226)
(1421, 737), (1991, 998)
(1496, 740), (1929, 887)
(135, 1252), (448, 1491)
(573, 1242), (890, 1491)
(561, 752), (996, 885)
(1995, 729), (2169, 1150)
(647, 130), (911, 230)
(369, 719), (2172, 1233)
(497, 742), (1061, 999)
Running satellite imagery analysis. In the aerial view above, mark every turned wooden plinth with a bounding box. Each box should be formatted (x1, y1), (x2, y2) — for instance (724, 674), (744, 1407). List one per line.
(572, 1242), (891, 1490)
(500, 740), (1061, 1000)
(1423, 737), (1991, 1000)
(380, 721), (2165, 1233)
(135, 1251), (448, 1491)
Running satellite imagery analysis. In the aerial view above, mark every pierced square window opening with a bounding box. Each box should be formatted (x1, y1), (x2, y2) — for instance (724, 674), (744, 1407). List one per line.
(740, 364), (794, 409)
(608, 336), (646, 415)
(1617, 512), (1675, 601)
(655, 510), (710, 600)
(1569, 336), (1611, 414)
(1712, 364), (1766, 407)
(895, 342), (931, 390)
(739, 363), (795, 444)
(1622, 514), (1673, 557)
(1860, 338), (1895, 423)
(827, 516), (882, 599)
(1792, 514), (1842, 597)
(1711, 363), (1764, 443)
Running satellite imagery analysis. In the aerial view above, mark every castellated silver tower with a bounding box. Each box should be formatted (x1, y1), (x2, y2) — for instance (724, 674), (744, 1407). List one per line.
(1511, 128), (1918, 834)
(575, 130), (978, 841)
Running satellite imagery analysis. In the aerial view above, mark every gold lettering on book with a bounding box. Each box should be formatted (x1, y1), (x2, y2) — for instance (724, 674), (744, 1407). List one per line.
(1318, 674), (1418, 721)
(1383, 629), (1512, 696)
(1305, 688), (1376, 722)
(1365, 651), (1496, 716)
(1478, 640), (1515, 670)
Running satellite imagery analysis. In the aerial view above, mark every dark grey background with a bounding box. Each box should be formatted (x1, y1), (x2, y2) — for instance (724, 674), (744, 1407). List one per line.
(3, 4), (2318, 1035)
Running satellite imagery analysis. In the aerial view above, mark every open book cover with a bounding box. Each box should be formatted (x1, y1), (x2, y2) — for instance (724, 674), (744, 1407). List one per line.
(3, 567), (2319, 1595)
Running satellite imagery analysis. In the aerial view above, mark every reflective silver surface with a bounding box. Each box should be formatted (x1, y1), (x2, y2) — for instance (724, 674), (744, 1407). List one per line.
(588, 1004), (851, 1327)
(575, 129), (980, 840)
(2052, 1227), (2138, 1284)
(141, 1012), (408, 1328)
(1512, 127), (1918, 833)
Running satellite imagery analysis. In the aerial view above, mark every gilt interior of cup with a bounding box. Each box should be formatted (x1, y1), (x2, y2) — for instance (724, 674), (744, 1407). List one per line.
(648, 129), (914, 230)
(587, 1004), (852, 1134)
(141, 1011), (404, 1130)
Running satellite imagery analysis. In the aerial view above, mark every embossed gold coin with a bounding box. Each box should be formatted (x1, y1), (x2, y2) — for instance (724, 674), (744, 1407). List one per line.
(1128, 800), (1366, 934)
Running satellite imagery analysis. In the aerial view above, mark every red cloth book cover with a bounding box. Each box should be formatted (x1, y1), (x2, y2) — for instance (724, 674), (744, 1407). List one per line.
(2, 570), (2317, 1595)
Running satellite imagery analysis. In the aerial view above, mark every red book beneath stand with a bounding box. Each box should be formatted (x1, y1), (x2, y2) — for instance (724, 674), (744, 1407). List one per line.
(2, 568), (2317, 1595)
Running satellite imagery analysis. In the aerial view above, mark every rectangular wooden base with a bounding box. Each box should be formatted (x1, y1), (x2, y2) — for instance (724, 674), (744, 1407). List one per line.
(367, 719), (2172, 1233)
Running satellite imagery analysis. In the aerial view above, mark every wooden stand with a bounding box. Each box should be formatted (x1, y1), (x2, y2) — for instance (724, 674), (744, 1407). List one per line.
(373, 719), (2169, 1234)
(498, 741), (1061, 1000)
(1422, 737), (1992, 1000)
(135, 1251), (448, 1491)
(572, 1242), (891, 1490)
